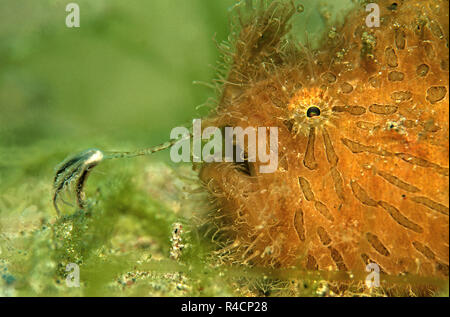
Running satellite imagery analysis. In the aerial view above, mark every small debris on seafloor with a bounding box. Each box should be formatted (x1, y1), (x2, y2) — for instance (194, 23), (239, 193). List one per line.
(170, 222), (185, 261)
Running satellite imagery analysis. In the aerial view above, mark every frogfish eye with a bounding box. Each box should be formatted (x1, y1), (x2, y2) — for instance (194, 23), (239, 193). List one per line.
(306, 106), (321, 118)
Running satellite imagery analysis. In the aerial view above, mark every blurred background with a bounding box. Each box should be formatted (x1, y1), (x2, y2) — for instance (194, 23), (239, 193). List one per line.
(0, 0), (244, 209)
(0, 0), (351, 194)
(0, 0), (237, 152)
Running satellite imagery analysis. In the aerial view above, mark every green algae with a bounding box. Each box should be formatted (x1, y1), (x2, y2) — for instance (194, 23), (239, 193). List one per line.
(0, 140), (324, 297)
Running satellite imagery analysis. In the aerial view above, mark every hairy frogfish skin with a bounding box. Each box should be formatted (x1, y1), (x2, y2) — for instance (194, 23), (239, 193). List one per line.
(199, 0), (449, 284)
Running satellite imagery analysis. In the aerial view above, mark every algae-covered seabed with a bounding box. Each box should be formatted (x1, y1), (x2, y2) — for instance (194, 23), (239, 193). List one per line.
(1, 0), (446, 297)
